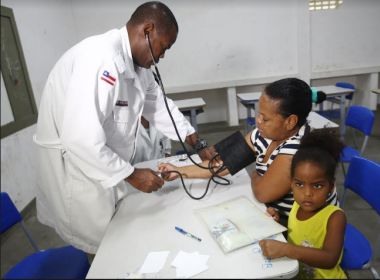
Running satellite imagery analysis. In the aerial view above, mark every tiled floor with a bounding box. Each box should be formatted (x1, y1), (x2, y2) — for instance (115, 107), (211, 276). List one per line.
(1, 105), (380, 279)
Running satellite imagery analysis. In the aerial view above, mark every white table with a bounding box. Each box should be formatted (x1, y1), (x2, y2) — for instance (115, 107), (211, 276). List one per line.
(86, 156), (298, 279)
(174, 98), (206, 131)
(307, 111), (338, 130)
(315, 85), (354, 139)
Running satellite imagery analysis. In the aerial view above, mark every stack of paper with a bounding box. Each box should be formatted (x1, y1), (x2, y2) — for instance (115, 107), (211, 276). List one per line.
(195, 196), (287, 253)
(171, 251), (209, 278)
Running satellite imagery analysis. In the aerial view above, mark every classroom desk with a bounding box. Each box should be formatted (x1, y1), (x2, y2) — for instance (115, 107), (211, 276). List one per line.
(307, 111), (338, 130)
(174, 98), (206, 131)
(237, 92), (261, 132)
(237, 92), (338, 133)
(86, 156), (298, 279)
(315, 85), (355, 139)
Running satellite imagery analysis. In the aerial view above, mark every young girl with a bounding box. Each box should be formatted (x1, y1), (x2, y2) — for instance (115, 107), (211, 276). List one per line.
(259, 129), (347, 279)
(159, 78), (338, 225)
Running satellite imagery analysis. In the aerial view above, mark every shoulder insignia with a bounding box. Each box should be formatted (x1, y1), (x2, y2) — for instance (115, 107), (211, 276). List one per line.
(101, 70), (116, 86)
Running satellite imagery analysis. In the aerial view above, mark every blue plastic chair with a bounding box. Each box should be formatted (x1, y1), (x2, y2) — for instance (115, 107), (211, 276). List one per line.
(1, 192), (90, 279)
(340, 105), (375, 174)
(340, 157), (380, 278)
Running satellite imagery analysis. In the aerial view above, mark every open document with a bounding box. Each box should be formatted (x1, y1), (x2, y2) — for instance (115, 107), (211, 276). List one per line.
(195, 196), (287, 253)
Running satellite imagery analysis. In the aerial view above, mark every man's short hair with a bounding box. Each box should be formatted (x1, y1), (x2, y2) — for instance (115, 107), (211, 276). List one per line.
(129, 1), (178, 34)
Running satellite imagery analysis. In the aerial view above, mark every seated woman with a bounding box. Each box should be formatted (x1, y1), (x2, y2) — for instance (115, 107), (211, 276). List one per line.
(159, 78), (338, 225)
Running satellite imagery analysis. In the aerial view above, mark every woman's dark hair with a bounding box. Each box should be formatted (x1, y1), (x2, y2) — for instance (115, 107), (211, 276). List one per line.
(129, 1), (178, 34)
(291, 129), (344, 182)
(264, 78), (326, 127)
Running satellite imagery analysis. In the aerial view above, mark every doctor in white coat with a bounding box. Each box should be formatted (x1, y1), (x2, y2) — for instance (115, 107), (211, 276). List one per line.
(34, 1), (208, 254)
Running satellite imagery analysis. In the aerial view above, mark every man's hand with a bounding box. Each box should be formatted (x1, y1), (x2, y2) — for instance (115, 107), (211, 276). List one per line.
(125, 168), (164, 193)
(158, 163), (179, 181)
(197, 146), (217, 161)
(185, 133), (214, 160)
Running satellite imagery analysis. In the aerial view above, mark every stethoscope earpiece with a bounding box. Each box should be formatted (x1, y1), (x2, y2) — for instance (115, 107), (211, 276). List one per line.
(146, 33), (158, 69)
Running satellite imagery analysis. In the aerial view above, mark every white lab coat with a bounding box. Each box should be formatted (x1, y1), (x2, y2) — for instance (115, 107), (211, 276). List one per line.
(131, 126), (171, 165)
(34, 27), (194, 253)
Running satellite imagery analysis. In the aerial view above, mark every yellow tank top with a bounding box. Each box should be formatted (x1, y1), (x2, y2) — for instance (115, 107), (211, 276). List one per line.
(288, 202), (347, 279)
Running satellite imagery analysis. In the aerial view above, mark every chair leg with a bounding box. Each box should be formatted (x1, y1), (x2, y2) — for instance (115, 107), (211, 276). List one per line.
(370, 266), (380, 279)
(341, 162), (346, 177)
(20, 221), (40, 252)
(375, 237), (380, 265)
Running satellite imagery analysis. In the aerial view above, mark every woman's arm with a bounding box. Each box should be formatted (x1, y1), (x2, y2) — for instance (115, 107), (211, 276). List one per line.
(159, 160), (228, 180)
(252, 154), (293, 203)
(259, 210), (346, 268)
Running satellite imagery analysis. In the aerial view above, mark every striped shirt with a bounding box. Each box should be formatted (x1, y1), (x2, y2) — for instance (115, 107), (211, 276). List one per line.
(250, 125), (338, 218)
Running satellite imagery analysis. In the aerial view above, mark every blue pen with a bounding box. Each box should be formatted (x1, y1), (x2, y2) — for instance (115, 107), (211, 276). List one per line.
(175, 226), (202, 242)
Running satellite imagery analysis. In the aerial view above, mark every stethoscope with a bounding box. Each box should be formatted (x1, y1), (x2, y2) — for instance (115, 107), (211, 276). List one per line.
(145, 33), (231, 200)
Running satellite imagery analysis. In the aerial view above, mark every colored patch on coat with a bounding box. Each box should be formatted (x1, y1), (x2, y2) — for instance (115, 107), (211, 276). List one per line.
(101, 70), (116, 86)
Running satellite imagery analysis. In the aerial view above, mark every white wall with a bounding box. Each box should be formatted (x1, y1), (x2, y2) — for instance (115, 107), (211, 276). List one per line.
(311, 0), (380, 75)
(2, 0), (78, 106)
(1, 0), (77, 209)
(310, 0), (380, 110)
(1, 0), (379, 209)
(66, 0), (300, 91)
(1, 126), (37, 209)
(161, 0), (300, 91)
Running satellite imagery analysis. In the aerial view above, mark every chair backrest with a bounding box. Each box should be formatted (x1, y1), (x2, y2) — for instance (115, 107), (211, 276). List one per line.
(336, 82), (355, 90)
(0, 192), (22, 233)
(335, 82), (355, 100)
(342, 156), (380, 216)
(345, 105), (375, 136)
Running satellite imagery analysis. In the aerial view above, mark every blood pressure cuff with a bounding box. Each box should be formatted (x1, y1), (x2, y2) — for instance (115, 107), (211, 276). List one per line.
(214, 131), (256, 175)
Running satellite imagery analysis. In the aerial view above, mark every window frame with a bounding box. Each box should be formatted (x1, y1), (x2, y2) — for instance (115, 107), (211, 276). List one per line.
(1, 6), (38, 139)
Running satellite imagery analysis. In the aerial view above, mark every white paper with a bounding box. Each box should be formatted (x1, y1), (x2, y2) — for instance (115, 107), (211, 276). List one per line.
(171, 251), (209, 278)
(138, 250), (170, 274)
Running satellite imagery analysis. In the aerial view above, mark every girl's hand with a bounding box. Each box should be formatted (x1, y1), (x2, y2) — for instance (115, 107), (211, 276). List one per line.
(158, 163), (180, 181)
(266, 207), (280, 222)
(259, 239), (287, 259)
